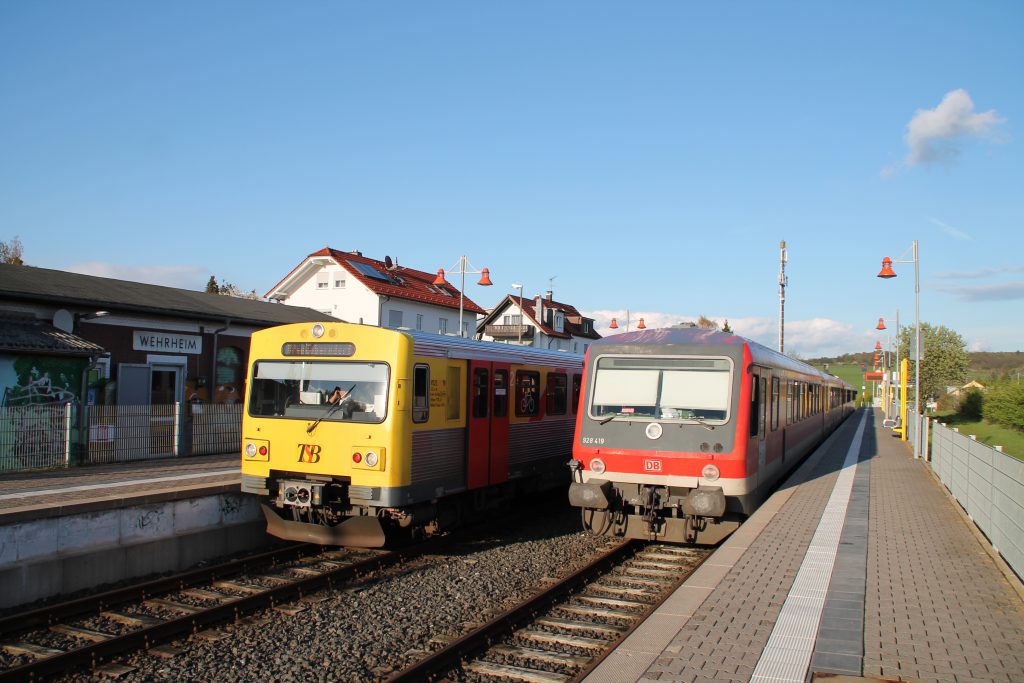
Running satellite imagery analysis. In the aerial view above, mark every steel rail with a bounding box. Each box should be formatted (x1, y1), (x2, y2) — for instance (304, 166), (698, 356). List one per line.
(0, 539), (444, 682)
(386, 538), (640, 683)
(0, 542), (318, 639)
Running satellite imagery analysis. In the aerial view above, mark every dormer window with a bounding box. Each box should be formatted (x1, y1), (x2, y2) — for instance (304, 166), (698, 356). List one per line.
(554, 311), (565, 333)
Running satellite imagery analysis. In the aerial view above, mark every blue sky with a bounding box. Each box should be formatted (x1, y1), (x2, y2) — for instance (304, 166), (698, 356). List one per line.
(2, 2), (1021, 357)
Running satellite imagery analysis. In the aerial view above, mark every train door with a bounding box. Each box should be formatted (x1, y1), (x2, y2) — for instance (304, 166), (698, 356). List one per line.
(467, 361), (512, 489)
(758, 375), (767, 471)
(468, 362), (491, 489)
(490, 366), (510, 485)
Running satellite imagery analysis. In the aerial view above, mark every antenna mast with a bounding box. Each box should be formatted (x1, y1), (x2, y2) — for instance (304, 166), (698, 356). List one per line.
(779, 240), (788, 354)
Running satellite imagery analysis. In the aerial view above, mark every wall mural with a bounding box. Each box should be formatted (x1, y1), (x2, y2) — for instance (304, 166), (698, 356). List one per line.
(1, 355), (85, 407)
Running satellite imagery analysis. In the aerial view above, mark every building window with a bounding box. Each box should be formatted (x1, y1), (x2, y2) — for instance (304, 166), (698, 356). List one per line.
(388, 310), (403, 329)
(334, 276), (345, 288)
(439, 319), (448, 334)
(515, 370), (540, 417)
(554, 312), (565, 333)
(503, 314), (522, 325)
(416, 314), (423, 331)
(316, 273), (329, 289)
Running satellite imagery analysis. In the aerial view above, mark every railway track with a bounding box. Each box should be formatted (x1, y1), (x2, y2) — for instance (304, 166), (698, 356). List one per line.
(0, 541), (425, 681)
(388, 540), (710, 683)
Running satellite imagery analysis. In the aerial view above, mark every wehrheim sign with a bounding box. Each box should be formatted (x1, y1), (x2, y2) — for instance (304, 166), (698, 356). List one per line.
(133, 331), (203, 354)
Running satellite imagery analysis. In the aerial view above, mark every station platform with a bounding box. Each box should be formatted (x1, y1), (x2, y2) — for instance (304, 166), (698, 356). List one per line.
(586, 408), (1024, 683)
(0, 453), (240, 524)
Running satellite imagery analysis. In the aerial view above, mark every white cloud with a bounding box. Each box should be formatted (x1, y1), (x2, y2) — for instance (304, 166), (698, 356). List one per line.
(969, 339), (990, 352)
(935, 281), (1024, 302)
(582, 310), (871, 358)
(899, 89), (1005, 168)
(67, 262), (208, 290)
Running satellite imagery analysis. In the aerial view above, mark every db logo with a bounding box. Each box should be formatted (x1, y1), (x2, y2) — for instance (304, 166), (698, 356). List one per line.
(643, 459), (662, 472)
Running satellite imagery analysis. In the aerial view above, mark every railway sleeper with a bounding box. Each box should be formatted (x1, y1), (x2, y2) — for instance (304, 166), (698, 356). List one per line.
(49, 624), (114, 643)
(517, 628), (608, 650)
(490, 643), (592, 667)
(464, 660), (571, 683)
(535, 617), (628, 637)
(558, 604), (636, 620)
(588, 582), (658, 598)
(576, 594), (649, 609)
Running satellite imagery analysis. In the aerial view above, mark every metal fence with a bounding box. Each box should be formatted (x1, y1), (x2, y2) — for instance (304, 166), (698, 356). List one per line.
(0, 403), (241, 472)
(929, 419), (1023, 579)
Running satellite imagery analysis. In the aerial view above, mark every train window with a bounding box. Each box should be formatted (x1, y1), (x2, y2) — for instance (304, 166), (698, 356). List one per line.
(446, 366), (461, 420)
(572, 373), (582, 414)
(591, 355), (732, 424)
(546, 373), (568, 416)
(494, 370), (508, 418)
(472, 368), (489, 418)
(771, 377), (780, 431)
(516, 371), (540, 417)
(749, 374), (759, 437)
(413, 364), (429, 423)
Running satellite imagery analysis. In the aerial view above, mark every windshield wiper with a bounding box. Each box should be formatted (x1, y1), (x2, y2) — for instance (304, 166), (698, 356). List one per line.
(598, 414), (618, 425)
(306, 384), (355, 434)
(691, 416), (715, 431)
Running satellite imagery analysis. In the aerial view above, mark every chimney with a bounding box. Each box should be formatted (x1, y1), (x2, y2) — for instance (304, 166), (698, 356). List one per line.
(545, 290), (553, 301)
(535, 295), (543, 326)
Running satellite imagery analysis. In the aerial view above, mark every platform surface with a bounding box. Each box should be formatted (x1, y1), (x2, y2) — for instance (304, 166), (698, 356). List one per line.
(586, 408), (1024, 683)
(0, 453), (240, 523)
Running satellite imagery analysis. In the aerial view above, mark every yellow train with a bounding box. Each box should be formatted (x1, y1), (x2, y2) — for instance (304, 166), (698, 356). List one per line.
(241, 322), (584, 546)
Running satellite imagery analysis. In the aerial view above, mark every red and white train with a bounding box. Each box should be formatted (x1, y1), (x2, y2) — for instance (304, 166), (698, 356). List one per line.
(568, 326), (856, 544)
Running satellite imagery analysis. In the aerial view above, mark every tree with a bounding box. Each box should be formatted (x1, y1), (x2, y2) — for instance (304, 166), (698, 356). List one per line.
(204, 275), (259, 300)
(0, 236), (24, 265)
(697, 315), (719, 330)
(982, 381), (1024, 432)
(898, 323), (968, 401)
(722, 319), (733, 333)
(205, 276), (219, 294)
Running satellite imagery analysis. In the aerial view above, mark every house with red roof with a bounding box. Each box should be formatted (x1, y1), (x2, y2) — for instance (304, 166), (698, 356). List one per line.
(478, 291), (601, 353)
(266, 248), (488, 337)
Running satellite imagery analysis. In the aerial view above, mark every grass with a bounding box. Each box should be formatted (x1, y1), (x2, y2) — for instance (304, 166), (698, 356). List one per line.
(930, 411), (1024, 461)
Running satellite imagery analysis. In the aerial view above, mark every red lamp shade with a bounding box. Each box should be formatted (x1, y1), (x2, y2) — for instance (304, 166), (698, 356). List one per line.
(875, 341), (882, 350)
(637, 317), (646, 329)
(876, 318), (886, 330)
(609, 317), (618, 329)
(432, 269), (447, 286)
(477, 268), (493, 286)
(878, 257), (897, 279)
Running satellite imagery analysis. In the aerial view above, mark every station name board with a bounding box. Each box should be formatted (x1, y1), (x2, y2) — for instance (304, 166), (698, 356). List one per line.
(133, 331), (203, 354)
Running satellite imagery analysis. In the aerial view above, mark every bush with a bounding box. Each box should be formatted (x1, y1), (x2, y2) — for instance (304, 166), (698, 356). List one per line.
(959, 389), (984, 420)
(983, 382), (1024, 432)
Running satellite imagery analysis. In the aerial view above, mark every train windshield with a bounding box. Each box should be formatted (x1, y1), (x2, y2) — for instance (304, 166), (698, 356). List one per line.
(248, 360), (390, 423)
(589, 356), (732, 424)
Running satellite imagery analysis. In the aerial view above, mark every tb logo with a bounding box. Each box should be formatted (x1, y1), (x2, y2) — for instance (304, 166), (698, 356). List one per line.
(297, 444), (322, 463)
(643, 459), (662, 472)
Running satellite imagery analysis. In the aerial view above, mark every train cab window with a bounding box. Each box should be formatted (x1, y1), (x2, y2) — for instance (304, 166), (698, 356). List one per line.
(572, 373), (582, 414)
(590, 356), (732, 424)
(413, 364), (429, 423)
(446, 366), (461, 420)
(546, 373), (568, 415)
(771, 376), (780, 431)
(493, 370), (508, 418)
(472, 368), (489, 418)
(515, 370), (540, 417)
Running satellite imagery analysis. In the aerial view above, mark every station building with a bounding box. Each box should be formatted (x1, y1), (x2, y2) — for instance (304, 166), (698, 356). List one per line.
(0, 263), (331, 408)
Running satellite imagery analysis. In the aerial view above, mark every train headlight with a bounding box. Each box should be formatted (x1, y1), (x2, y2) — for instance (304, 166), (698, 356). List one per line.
(312, 323), (325, 338)
(589, 458), (606, 475)
(244, 443), (257, 457)
(244, 439), (270, 461)
(364, 451), (379, 467)
(702, 464), (720, 481)
(645, 423), (663, 440)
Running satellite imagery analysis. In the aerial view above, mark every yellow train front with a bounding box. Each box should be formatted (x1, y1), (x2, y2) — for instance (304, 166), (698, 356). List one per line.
(240, 322), (583, 547)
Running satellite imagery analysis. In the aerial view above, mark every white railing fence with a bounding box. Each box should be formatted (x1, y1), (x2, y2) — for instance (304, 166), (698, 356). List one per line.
(0, 403), (242, 472)
(928, 418), (1023, 580)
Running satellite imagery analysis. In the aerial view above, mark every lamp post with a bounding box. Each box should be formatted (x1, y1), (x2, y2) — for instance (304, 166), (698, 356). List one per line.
(878, 240), (922, 458)
(511, 283), (524, 345)
(876, 311), (900, 417)
(434, 256), (492, 337)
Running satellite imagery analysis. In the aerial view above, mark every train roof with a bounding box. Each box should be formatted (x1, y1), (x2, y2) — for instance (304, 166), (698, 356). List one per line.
(591, 326), (850, 387)
(406, 329), (584, 369)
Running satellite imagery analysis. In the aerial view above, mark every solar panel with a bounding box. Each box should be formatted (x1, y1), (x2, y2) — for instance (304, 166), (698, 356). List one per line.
(348, 261), (392, 283)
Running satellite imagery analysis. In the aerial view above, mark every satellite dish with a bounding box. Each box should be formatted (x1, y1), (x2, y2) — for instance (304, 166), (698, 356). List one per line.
(384, 255), (394, 269)
(53, 309), (74, 333)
